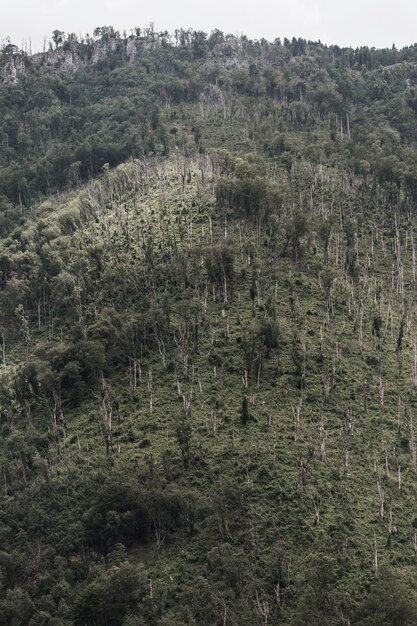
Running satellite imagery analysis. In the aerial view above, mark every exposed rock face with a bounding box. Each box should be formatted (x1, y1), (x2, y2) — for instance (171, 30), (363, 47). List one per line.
(0, 33), (261, 88)
(0, 49), (83, 85)
(1, 55), (27, 84)
(126, 39), (138, 62)
(91, 39), (118, 64)
(0, 36), (162, 85)
(0, 34), (255, 86)
(207, 40), (249, 70)
(32, 50), (84, 72)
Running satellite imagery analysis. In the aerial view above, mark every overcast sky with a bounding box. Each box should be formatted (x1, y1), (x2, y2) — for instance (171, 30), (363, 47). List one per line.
(2, 0), (417, 52)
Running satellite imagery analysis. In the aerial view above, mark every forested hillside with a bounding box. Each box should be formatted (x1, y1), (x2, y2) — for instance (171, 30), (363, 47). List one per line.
(2, 26), (417, 625)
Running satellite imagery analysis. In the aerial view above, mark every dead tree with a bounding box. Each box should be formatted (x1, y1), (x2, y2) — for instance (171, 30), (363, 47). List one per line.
(376, 480), (385, 520)
(148, 369), (154, 413)
(319, 412), (327, 460)
(100, 376), (113, 456)
(292, 398), (302, 445)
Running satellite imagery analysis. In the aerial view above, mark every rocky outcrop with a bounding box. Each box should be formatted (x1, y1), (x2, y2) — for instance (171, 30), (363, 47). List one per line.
(0, 37), (167, 85)
(126, 39), (138, 62)
(0, 37), (159, 86)
(91, 38), (118, 64)
(207, 39), (249, 70)
(0, 34), (252, 86)
(1, 55), (27, 84)
(32, 49), (85, 72)
(0, 49), (83, 85)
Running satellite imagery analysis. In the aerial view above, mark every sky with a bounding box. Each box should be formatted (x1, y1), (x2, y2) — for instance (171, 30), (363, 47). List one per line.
(2, 0), (417, 52)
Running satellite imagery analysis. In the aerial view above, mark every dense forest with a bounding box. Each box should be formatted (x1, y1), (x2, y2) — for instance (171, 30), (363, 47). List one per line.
(2, 25), (417, 625)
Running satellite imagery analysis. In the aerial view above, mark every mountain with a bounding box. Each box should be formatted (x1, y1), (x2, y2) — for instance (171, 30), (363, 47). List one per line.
(1, 26), (417, 625)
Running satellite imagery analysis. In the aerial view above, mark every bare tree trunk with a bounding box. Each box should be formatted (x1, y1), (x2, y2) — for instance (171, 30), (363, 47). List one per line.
(292, 398), (302, 444)
(100, 375), (113, 455)
(148, 369), (153, 413)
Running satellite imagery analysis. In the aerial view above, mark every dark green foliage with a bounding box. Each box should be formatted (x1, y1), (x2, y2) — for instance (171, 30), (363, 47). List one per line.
(0, 588), (35, 626)
(73, 562), (149, 626)
(353, 567), (417, 626)
(293, 556), (343, 626)
(176, 419), (192, 469)
(82, 480), (152, 552)
(240, 396), (250, 424)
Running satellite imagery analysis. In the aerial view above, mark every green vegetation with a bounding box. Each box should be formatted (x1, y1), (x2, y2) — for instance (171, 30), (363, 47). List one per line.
(1, 25), (417, 625)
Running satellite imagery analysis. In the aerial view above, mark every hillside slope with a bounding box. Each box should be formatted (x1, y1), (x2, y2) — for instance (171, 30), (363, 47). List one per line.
(1, 28), (417, 626)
